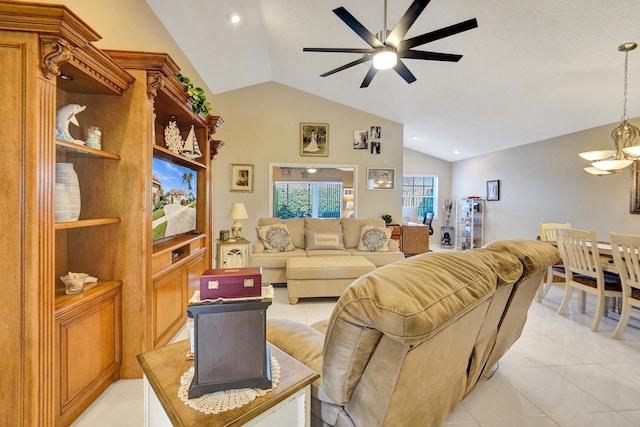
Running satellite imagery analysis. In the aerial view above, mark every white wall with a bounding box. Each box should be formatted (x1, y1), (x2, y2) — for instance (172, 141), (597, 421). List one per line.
(451, 118), (640, 243)
(212, 82), (404, 238)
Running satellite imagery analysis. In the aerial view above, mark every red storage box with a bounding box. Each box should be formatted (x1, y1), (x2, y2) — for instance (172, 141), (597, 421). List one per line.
(200, 267), (262, 300)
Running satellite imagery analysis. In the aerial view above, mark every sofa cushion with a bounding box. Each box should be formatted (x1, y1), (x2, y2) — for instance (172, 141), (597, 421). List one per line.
(357, 225), (391, 252)
(306, 231), (345, 250)
(305, 218), (342, 233)
(341, 218), (386, 249)
(250, 248), (307, 268)
(257, 224), (295, 252)
(347, 249), (405, 267)
(258, 217), (305, 248)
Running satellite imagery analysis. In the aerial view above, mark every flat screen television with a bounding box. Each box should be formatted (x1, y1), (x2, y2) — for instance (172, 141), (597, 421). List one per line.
(152, 156), (198, 242)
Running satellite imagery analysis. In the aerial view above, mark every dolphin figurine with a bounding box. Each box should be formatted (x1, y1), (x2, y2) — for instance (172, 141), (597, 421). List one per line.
(55, 104), (87, 144)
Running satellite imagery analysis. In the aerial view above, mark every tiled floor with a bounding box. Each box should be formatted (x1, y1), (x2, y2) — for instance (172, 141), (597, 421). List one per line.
(73, 281), (640, 427)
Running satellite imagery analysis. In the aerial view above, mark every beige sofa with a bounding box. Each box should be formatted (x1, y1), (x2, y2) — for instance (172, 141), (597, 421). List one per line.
(250, 217), (405, 285)
(267, 239), (559, 427)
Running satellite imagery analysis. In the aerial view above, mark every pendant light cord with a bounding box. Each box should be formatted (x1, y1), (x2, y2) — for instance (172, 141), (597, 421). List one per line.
(623, 49), (630, 121)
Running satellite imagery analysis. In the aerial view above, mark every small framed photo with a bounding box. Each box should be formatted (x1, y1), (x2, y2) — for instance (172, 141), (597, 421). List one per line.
(367, 168), (395, 190)
(230, 164), (254, 192)
(370, 126), (381, 139)
(487, 180), (500, 201)
(370, 141), (381, 154)
(343, 188), (354, 197)
(353, 130), (368, 149)
(300, 123), (329, 157)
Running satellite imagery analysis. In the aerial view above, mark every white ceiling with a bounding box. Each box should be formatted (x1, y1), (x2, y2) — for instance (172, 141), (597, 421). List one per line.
(144, 0), (640, 162)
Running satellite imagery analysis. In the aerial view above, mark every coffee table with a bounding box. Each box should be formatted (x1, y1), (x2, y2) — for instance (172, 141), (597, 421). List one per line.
(137, 340), (319, 426)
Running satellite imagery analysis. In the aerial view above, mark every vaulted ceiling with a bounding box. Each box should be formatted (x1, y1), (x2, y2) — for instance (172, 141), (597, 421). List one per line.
(145, 0), (640, 162)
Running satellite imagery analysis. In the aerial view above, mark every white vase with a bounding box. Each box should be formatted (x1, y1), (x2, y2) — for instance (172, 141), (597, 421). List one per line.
(55, 183), (72, 222)
(56, 163), (81, 221)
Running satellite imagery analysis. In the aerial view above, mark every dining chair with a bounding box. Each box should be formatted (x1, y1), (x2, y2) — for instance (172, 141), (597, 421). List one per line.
(609, 233), (640, 338)
(556, 228), (622, 332)
(536, 222), (571, 302)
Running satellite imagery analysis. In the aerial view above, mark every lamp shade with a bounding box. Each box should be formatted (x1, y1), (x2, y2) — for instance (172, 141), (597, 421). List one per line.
(228, 202), (248, 220)
(345, 200), (354, 210)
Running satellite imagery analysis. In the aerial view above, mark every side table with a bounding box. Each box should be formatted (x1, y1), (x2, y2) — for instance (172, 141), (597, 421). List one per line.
(217, 238), (250, 268)
(138, 340), (319, 426)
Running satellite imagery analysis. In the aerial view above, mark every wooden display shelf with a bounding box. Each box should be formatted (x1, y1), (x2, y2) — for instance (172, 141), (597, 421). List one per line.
(55, 217), (121, 230)
(152, 144), (206, 169)
(55, 280), (122, 312)
(56, 139), (121, 160)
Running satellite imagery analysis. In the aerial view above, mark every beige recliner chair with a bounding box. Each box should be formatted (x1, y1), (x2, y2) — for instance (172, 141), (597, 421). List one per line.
(267, 240), (558, 427)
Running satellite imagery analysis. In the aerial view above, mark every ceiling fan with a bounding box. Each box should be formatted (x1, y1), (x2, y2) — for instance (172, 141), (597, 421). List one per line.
(303, 0), (478, 88)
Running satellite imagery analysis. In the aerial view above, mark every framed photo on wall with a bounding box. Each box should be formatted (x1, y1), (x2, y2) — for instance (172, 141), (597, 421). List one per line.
(487, 180), (500, 201)
(300, 123), (329, 157)
(230, 164), (254, 192)
(367, 168), (395, 190)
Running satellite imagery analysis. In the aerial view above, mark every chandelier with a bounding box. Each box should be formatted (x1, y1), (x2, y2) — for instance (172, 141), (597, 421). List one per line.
(580, 42), (640, 175)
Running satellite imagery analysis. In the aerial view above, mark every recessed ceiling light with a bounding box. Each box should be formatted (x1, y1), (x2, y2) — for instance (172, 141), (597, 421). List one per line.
(227, 11), (241, 24)
(453, 150), (461, 155)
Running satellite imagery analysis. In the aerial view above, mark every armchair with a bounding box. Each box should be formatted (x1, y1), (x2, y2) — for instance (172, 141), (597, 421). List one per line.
(267, 240), (558, 426)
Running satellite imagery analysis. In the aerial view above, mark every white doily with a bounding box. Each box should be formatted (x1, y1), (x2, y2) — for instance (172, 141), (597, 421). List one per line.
(178, 356), (281, 414)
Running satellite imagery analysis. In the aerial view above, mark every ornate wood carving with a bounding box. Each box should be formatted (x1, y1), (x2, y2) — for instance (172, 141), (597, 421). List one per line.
(210, 139), (225, 160)
(147, 71), (164, 100)
(40, 36), (72, 79)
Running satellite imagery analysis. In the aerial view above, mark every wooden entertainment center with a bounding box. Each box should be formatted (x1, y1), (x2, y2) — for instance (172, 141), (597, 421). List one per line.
(0, 2), (221, 425)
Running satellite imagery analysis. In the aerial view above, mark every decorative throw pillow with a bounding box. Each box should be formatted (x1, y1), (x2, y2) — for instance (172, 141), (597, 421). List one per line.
(257, 224), (295, 253)
(357, 225), (391, 252)
(306, 231), (345, 250)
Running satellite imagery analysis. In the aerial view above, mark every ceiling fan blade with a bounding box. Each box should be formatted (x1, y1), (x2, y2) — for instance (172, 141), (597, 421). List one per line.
(303, 47), (375, 54)
(360, 66), (379, 88)
(393, 60), (417, 84)
(320, 56), (371, 77)
(333, 7), (384, 48)
(386, 0), (431, 47)
(399, 50), (463, 62)
(399, 18), (478, 51)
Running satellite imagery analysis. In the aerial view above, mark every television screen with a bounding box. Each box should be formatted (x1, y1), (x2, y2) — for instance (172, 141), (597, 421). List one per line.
(152, 157), (198, 241)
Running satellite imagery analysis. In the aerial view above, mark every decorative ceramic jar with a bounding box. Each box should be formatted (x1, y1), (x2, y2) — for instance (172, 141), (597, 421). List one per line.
(55, 163), (81, 221)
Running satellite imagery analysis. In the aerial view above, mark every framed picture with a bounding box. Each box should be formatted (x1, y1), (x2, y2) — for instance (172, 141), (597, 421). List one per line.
(367, 168), (395, 190)
(353, 129), (368, 149)
(370, 141), (381, 154)
(370, 126), (381, 139)
(631, 161), (640, 214)
(300, 123), (329, 157)
(487, 180), (500, 201)
(230, 164), (254, 192)
(343, 188), (354, 197)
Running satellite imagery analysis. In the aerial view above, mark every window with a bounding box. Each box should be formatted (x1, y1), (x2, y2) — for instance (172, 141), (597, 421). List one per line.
(402, 176), (438, 222)
(274, 182), (343, 218)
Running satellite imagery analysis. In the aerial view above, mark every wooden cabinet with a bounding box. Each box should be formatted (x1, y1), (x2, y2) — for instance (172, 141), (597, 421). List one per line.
(0, 3), (220, 424)
(217, 238), (251, 268)
(402, 224), (430, 254)
(103, 50), (222, 376)
(55, 282), (122, 426)
(0, 2), (135, 424)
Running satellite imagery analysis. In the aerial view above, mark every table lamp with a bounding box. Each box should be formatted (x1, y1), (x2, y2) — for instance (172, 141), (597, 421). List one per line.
(228, 202), (248, 240)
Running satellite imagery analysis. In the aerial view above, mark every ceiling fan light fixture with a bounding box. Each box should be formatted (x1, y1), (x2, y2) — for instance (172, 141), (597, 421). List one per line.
(373, 49), (397, 70)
